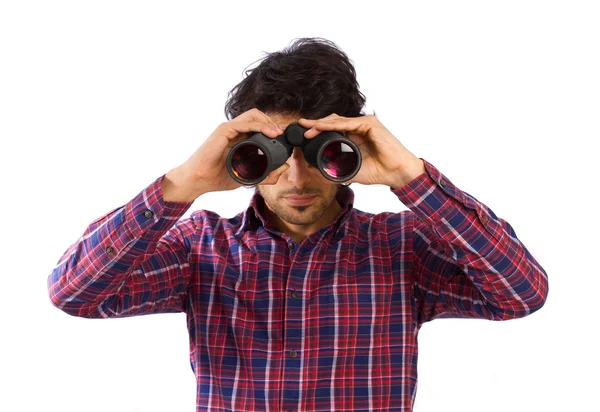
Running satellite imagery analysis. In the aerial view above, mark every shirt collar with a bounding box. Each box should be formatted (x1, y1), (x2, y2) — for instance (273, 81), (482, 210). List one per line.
(237, 185), (355, 234)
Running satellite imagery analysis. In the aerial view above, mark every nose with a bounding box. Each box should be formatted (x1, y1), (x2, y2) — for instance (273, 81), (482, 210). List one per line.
(286, 147), (311, 189)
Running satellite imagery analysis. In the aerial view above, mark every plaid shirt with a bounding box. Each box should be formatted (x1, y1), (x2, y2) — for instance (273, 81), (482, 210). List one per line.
(48, 159), (548, 411)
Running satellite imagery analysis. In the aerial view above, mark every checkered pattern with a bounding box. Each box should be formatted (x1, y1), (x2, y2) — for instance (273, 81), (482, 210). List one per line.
(48, 159), (548, 411)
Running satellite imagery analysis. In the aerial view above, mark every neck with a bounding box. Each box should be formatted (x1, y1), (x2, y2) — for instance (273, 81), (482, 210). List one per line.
(264, 200), (343, 244)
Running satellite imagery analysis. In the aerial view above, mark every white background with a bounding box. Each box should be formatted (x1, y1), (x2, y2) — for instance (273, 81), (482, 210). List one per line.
(1, 1), (598, 411)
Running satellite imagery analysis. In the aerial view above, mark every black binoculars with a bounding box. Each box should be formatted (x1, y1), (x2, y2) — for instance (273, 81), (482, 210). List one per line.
(226, 122), (362, 185)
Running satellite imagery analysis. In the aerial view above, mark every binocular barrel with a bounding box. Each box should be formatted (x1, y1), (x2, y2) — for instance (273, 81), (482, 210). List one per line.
(227, 122), (362, 185)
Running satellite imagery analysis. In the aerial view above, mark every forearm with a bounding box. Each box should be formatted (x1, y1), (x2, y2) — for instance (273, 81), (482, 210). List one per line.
(48, 176), (193, 317)
(396, 159), (548, 320)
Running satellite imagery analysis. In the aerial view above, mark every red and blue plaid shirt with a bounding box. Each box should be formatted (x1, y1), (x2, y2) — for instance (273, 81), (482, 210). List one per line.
(48, 159), (548, 411)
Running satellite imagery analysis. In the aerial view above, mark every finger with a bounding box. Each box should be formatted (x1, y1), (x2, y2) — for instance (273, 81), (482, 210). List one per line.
(222, 120), (283, 141)
(298, 113), (340, 127)
(261, 163), (290, 185)
(237, 108), (284, 135)
(318, 113), (341, 120)
(299, 115), (342, 139)
(304, 117), (370, 139)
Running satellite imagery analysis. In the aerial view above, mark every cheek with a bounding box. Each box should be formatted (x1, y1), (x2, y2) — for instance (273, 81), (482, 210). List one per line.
(260, 187), (273, 197)
(261, 187), (283, 202)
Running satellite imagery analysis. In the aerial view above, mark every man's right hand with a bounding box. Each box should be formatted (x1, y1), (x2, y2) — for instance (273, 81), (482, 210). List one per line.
(161, 109), (290, 202)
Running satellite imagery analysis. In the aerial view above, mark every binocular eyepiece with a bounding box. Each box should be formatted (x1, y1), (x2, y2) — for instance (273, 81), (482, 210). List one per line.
(227, 122), (362, 185)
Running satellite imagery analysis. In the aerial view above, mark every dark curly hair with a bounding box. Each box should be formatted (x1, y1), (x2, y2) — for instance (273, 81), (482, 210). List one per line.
(224, 38), (367, 120)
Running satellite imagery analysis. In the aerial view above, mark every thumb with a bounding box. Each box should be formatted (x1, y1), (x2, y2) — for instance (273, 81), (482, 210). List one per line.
(261, 163), (290, 185)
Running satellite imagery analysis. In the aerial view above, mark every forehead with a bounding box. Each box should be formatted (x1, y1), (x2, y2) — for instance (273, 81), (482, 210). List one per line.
(265, 113), (301, 130)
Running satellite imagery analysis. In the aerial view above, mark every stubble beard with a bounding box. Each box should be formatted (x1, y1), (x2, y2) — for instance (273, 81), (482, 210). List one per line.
(260, 187), (340, 226)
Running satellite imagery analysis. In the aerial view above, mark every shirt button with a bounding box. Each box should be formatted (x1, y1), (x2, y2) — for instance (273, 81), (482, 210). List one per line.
(144, 210), (154, 219)
(291, 291), (300, 299)
(439, 179), (446, 187)
(482, 215), (489, 223)
(106, 246), (115, 255)
(289, 350), (298, 358)
(288, 242), (294, 250)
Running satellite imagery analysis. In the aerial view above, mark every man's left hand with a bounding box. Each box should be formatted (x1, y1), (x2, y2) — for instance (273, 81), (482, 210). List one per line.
(299, 114), (425, 189)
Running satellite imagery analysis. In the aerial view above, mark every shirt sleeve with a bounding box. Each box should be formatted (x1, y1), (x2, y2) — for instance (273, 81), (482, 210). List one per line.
(393, 159), (548, 324)
(47, 175), (195, 319)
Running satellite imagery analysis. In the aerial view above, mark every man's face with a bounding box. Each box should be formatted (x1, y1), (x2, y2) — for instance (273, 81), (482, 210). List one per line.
(257, 113), (342, 227)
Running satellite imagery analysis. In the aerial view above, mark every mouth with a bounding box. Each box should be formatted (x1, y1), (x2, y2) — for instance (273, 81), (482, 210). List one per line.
(284, 195), (317, 206)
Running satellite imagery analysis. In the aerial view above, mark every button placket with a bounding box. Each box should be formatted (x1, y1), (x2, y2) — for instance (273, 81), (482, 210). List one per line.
(280, 263), (305, 412)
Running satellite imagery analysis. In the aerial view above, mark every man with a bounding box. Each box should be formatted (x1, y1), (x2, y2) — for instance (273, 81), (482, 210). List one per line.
(48, 37), (548, 411)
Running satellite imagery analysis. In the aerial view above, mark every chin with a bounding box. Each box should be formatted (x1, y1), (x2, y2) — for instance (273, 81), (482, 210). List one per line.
(289, 205), (310, 213)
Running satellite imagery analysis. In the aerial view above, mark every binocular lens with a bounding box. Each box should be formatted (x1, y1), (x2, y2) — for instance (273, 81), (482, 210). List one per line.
(320, 141), (359, 179)
(227, 123), (362, 185)
(230, 144), (268, 181)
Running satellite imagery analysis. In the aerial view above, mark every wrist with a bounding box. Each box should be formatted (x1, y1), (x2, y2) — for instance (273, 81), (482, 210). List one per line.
(388, 158), (426, 190)
(162, 167), (206, 203)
